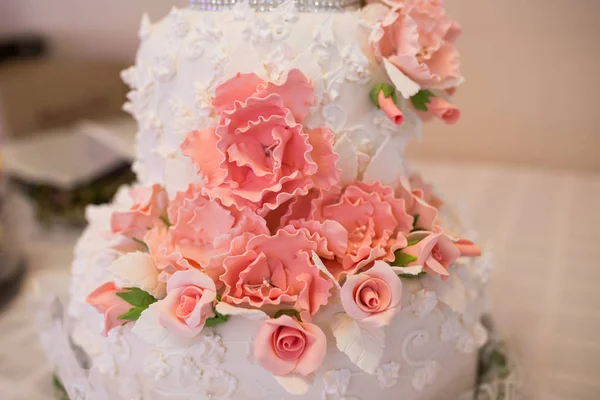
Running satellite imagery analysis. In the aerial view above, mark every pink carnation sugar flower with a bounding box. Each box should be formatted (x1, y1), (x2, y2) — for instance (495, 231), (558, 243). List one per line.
(86, 282), (132, 337)
(367, 0), (462, 90)
(145, 184), (269, 282)
(157, 269), (217, 338)
(219, 227), (335, 318)
(254, 315), (327, 377)
(307, 181), (413, 277)
(111, 184), (168, 242)
(181, 69), (341, 216)
(340, 260), (403, 328)
(402, 226), (481, 278)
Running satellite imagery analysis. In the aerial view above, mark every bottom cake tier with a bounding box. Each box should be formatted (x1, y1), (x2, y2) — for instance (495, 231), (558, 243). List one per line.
(47, 186), (494, 400)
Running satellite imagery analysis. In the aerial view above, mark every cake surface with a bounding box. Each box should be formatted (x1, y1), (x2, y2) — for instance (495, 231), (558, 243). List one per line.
(59, 1), (488, 399)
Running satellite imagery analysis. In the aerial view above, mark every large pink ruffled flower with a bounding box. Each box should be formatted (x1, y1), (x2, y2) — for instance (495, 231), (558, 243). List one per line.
(307, 181), (413, 277)
(340, 261), (403, 328)
(111, 184), (168, 241)
(157, 269), (217, 338)
(220, 227), (334, 318)
(182, 69), (340, 215)
(254, 315), (327, 377)
(367, 0), (462, 89)
(86, 282), (131, 337)
(145, 185), (269, 282)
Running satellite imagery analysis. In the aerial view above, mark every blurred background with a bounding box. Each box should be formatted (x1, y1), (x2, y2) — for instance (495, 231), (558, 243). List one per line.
(0, 1), (598, 400)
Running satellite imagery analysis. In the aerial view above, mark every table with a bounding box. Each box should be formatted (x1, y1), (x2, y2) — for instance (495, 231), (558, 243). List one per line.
(0, 161), (598, 400)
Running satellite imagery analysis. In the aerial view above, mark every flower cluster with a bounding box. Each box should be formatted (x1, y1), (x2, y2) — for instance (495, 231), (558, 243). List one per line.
(364, 0), (463, 125)
(87, 69), (480, 393)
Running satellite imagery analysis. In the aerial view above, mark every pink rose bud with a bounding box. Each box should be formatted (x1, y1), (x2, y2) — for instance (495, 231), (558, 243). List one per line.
(403, 226), (460, 278)
(157, 269), (217, 338)
(427, 97), (461, 125)
(378, 91), (404, 125)
(340, 261), (403, 328)
(86, 282), (132, 337)
(254, 315), (327, 377)
(454, 238), (482, 257)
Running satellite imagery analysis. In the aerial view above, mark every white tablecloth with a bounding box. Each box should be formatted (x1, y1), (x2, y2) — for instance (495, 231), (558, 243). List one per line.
(1, 161), (598, 400)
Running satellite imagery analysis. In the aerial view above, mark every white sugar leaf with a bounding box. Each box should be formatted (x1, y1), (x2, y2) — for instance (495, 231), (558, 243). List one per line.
(311, 251), (341, 289)
(421, 273), (466, 314)
(215, 302), (269, 321)
(109, 252), (166, 299)
(333, 135), (359, 186)
(383, 58), (420, 99)
(391, 265), (423, 275)
(274, 373), (314, 395)
(131, 302), (186, 349)
(330, 313), (385, 374)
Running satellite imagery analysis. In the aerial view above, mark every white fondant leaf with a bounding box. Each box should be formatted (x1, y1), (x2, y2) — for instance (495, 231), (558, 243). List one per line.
(274, 373), (314, 395)
(362, 137), (406, 186)
(333, 135), (359, 186)
(131, 302), (186, 348)
(215, 302), (269, 321)
(391, 265), (423, 275)
(311, 251), (341, 289)
(421, 273), (467, 314)
(109, 252), (166, 299)
(330, 313), (385, 374)
(383, 58), (420, 99)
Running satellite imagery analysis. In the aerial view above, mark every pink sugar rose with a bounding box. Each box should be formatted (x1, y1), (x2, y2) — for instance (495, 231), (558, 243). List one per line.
(145, 185), (269, 282)
(111, 184), (168, 241)
(220, 228), (334, 317)
(309, 181), (412, 277)
(86, 282), (132, 337)
(157, 269), (217, 338)
(402, 226), (460, 278)
(181, 69), (340, 216)
(367, 0), (462, 90)
(254, 315), (327, 377)
(340, 260), (403, 328)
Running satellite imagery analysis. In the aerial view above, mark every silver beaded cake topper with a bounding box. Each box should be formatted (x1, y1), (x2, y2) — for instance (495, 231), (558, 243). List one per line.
(189, 0), (362, 12)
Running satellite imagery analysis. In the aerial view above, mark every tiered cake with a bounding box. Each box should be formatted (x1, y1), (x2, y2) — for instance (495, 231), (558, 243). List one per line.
(59, 1), (492, 399)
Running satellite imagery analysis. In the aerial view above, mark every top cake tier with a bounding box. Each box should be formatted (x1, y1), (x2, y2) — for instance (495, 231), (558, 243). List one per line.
(122, 2), (461, 196)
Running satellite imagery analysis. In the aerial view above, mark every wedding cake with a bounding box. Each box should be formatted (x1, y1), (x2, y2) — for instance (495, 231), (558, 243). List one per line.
(51, 1), (493, 399)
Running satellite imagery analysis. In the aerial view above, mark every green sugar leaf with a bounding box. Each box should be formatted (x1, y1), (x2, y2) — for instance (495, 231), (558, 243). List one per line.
(391, 250), (418, 267)
(370, 83), (397, 108)
(160, 214), (172, 228)
(410, 90), (435, 111)
(205, 309), (229, 328)
(132, 237), (150, 252)
(274, 309), (303, 322)
(116, 287), (157, 308)
(412, 214), (420, 230)
(117, 306), (145, 322)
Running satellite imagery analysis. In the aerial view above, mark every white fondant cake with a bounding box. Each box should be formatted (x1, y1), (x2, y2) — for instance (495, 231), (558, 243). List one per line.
(123, 4), (422, 196)
(67, 197), (489, 400)
(54, 1), (490, 400)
